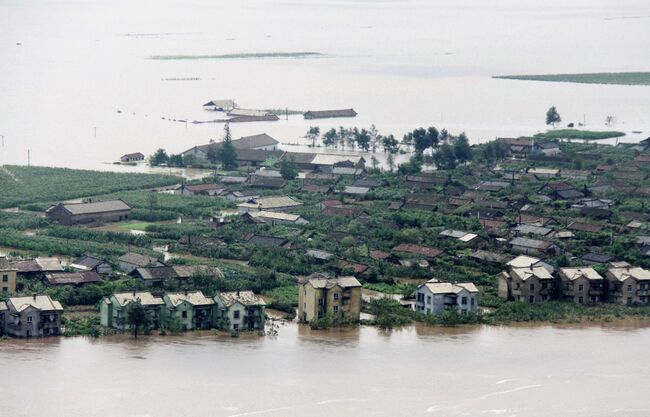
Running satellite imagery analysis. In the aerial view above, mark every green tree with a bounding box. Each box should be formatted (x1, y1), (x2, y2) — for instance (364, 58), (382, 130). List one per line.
(382, 134), (399, 153)
(217, 123), (238, 170)
(306, 126), (320, 148)
(369, 124), (382, 152)
(322, 128), (338, 148)
(280, 156), (299, 180)
(370, 155), (380, 171)
(355, 128), (371, 151)
(126, 300), (150, 339)
(387, 153), (396, 172)
(453, 132), (472, 163)
(546, 106), (562, 127)
(168, 154), (185, 167)
(397, 155), (422, 175)
(150, 148), (169, 166)
(147, 192), (158, 213)
(206, 142), (219, 165)
(433, 143), (457, 170)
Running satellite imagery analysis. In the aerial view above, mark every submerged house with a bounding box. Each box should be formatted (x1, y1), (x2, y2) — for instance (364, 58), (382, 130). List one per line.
(181, 134), (280, 163)
(120, 152), (145, 162)
(213, 291), (266, 332)
(303, 109), (357, 119)
(46, 200), (132, 226)
(163, 291), (215, 331)
(415, 279), (479, 316)
(498, 266), (556, 303)
(99, 292), (164, 330)
(298, 273), (362, 322)
(559, 267), (604, 304)
(605, 266), (650, 305)
(2, 295), (64, 338)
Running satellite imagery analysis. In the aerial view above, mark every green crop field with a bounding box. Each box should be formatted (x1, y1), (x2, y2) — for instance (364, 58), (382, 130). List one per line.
(0, 165), (180, 208)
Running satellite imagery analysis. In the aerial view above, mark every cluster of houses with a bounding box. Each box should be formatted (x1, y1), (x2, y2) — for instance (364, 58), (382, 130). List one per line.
(99, 290), (266, 332)
(0, 295), (64, 338)
(499, 255), (650, 305)
(201, 100), (357, 121)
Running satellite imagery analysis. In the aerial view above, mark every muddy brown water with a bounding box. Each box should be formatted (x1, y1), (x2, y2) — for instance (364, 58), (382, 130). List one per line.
(2, 320), (650, 417)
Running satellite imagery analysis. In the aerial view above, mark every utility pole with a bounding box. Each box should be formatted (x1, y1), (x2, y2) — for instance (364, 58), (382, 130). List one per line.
(27, 149), (30, 166)
(1, 135), (4, 147)
(94, 127), (97, 138)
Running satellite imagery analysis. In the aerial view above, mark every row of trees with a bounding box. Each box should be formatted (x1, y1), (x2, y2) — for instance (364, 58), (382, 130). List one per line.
(308, 125), (399, 153)
(150, 124), (238, 170)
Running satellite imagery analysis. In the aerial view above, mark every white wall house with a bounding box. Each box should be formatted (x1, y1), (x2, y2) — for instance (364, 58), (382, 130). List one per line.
(415, 280), (479, 315)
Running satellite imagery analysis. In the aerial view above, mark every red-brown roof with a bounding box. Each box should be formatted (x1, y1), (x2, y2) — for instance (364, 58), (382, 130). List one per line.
(392, 244), (443, 259)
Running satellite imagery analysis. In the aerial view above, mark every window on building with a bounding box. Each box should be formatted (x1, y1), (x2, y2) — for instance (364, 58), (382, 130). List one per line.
(233, 310), (240, 319)
(578, 296), (584, 304)
(417, 293), (424, 302)
(461, 297), (467, 305)
(182, 311), (187, 318)
(333, 305), (339, 313)
(542, 282), (547, 289)
(318, 298), (324, 306)
(2, 274), (7, 282)
(578, 284), (584, 291)
(627, 297), (633, 305)
(470, 298), (475, 306)
(529, 284), (535, 291)
(27, 316), (33, 323)
(529, 296), (534, 303)
(427, 296), (431, 304)
(516, 283), (521, 290)
(233, 324), (239, 331)
(2, 287), (7, 293)
(318, 311), (324, 319)
(627, 285), (633, 292)
(333, 293), (340, 301)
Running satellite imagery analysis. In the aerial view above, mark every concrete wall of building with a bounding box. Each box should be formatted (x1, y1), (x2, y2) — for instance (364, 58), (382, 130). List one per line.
(1, 270), (17, 295)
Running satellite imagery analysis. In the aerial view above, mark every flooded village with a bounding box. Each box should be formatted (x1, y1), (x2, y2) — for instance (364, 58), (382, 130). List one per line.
(3, 0), (650, 416)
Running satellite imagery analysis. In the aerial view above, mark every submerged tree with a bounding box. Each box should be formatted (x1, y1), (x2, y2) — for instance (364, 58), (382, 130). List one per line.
(387, 153), (396, 172)
(218, 123), (238, 170)
(126, 300), (150, 339)
(453, 132), (472, 164)
(382, 134), (399, 154)
(206, 142), (220, 165)
(322, 128), (338, 148)
(546, 106), (562, 127)
(354, 128), (371, 152)
(306, 126), (320, 148)
(150, 148), (169, 166)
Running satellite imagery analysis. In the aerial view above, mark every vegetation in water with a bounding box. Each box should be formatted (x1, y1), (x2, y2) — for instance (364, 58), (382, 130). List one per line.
(534, 129), (625, 141)
(494, 72), (650, 86)
(148, 52), (324, 60)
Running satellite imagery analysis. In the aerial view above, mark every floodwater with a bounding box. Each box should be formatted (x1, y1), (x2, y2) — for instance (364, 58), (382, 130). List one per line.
(2, 321), (650, 417)
(1, 0), (649, 171)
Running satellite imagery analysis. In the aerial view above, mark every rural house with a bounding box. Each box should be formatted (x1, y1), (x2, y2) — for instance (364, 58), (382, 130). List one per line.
(559, 267), (604, 304)
(2, 295), (63, 338)
(498, 265), (556, 303)
(46, 200), (132, 226)
(605, 266), (650, 305)
(118, 253), (164, 274)
(415, 279), (479, 316)
(120, 152), (145, 162)
(0, 262), (17, 294)
(298, 273), (362, 322)
(213, 291), (266, 332)
(70, 254), (113, 275)
(99, 292), (165, 330)
(163, 291), (215, 331)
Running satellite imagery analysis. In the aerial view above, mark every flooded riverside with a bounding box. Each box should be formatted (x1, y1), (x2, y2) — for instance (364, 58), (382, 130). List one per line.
(2, 321), (650, 417)
(1, 0), (650, 171)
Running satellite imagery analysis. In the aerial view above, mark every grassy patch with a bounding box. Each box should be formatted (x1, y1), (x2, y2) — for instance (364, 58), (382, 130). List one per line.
(494, 72), (650, 86)
(149, 52), (323, 60)
(534, 129), (625, 140)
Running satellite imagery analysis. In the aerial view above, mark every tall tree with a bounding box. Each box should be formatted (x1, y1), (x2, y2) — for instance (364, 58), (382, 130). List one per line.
(433, 143), (457, 170)
(546, 106), (562, 127)
(370, 155), (380, 171)
(206, 143), (219, 165)
(150, 148), (169, 166)
(217, 123), (237, 170)
(279, 156), (298, 180)
(453, 132), (472, 163)
(355, 128), (371, 151)
(382, 134), (399, 153)
(369, 124), (381, 152)
(306, 126), (320, 148)
(386, 153), (395, 172)
(322, 128), (338, 148)
(126, 300), (150, 339)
